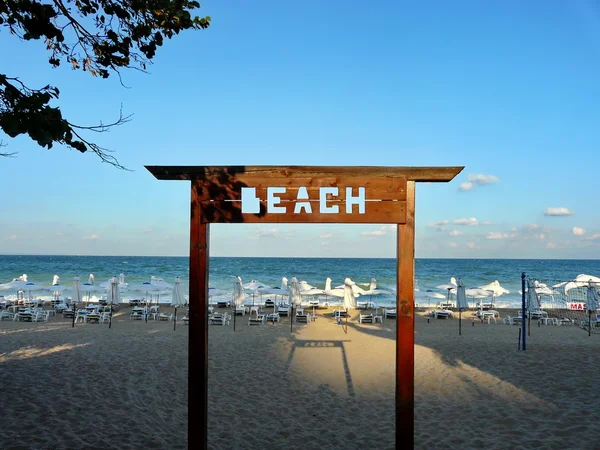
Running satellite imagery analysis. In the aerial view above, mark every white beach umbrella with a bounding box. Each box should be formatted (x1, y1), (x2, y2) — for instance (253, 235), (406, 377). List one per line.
(288, 277), (304, 332)
(576, 274), (600, 285)
(288, 277), (303, 308)
(586, 282), (599, 312)
(0, 279), (27, 292)
(106, 276), (121, 305)
(243, 279), (269, 305)
(414, 290), (445, 300)
(80, 283), (104, 303)
(456, 279), (468, 335)
(582, 282), (600, 335)
(21, 282), (49, 300)
(232, 276), (247, 331)
(129, 281), (164, 305)
(360, 278), (394, 308)
(465, 288), (493, 298)
(232, 277), (246, 307)
(171, 277), (186, 330)
(437, 277), (458, 303)
(343, 278), (358, 310)
(243, 280), (269, 291)
(527, 279), (540, 314)
(456, 279), (469, 311)
(71, 276), (82, 305)
(105, 276), (120, 328)
(50, 275), (70, 299)
(479, 280), (510, 297)
(324, 277), (345, 299)
(208, 287), (230, 301)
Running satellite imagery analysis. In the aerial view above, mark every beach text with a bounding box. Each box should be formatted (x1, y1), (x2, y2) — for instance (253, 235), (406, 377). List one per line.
(240, 187), (366, 214)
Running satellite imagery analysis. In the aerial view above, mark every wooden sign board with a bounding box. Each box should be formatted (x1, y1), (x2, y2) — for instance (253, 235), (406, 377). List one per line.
(145, 165), (463, 450)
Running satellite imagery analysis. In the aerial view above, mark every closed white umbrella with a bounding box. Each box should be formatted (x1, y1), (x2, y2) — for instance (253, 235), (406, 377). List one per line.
(343, 278), (357, 310)
(232, 276), (246, 331)
(88, 274), (95, 285)
(171, 277), (185, 330)
(456, 279), (468, 335)
(584, 282), (599, 336)
(71, 276), (82, 305)
(105, 276), (120, 328)
(288, 277), (303, 332)
(527, 279), (540, 314)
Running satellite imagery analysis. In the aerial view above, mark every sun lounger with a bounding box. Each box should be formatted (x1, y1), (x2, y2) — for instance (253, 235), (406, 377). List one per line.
(295, 313), (311, 324)
(359, 313), (374, 323)
(383, 309), (397, 319)
(248, 311), (266, 325)
(210, 313), (231, 326)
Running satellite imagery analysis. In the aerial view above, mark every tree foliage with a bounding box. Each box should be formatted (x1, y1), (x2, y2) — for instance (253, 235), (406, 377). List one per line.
(0, 0), (210, 167)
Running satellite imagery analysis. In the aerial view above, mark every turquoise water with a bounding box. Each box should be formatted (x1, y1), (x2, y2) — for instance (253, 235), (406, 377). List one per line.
(0, 255), (598, 308)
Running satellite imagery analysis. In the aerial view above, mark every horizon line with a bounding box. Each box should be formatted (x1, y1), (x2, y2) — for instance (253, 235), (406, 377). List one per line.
(0, 254), (599, 261)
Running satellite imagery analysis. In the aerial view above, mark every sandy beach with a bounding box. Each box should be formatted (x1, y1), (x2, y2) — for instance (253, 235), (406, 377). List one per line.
(1, 306), (600, 450)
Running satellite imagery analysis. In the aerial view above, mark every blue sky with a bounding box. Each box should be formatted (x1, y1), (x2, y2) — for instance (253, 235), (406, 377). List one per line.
(1, 0), (599, 258)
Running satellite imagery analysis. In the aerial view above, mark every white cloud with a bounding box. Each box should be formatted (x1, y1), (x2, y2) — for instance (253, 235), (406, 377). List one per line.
(524, 224), (540, 231)
(572, 227), (586, 236)
(8, 234), (17, 240)
(320, 233), (333, 239)
(448, 230), (464, 237)
(458, 182), (474, 191)
(449, 242), (458, 247)
(466, 241), (478, 249)
(458, 174), (500, 191)
(544, 207), (573, 216)
(143, 228), (154, 234)
(361, 225), (396, 237)
(533, 233), (546, 240)
(480, 221), (493, 225)
(428, 220), (449, 231)
(586, 233), (600, 241)
(361, 229), (387, 237)
(486, 232), (511, 240)
(546, 242), (557, 249)
(254, 228), (280, 239)
(82, 234), (100, 240)
(453, 218), (479, 226)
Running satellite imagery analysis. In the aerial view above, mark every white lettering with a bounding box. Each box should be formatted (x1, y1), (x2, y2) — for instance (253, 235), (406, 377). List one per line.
(319, 187), (339, 214)
(267, 187), (286, 213)
(294, 187), (312, 214)
(346, 187), (366, 214)
(241, 187), (260, 213)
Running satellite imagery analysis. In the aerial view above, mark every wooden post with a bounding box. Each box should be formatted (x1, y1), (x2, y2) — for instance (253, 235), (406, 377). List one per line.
(189, 182), (209, 450)
(396, 180), (415, 447)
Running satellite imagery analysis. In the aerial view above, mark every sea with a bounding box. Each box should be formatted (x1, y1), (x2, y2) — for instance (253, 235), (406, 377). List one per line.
(0, 255), (598, 308)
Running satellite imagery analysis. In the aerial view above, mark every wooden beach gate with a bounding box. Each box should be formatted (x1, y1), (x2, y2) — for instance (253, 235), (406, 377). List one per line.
(146, 165), (463, 449)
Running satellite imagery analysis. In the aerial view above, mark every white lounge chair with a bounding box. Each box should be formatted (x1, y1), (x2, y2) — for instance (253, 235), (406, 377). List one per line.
(359, 313), (374, 323)
(277, 304), (291, 316)
(383, 309), (397, 319)
(32, 311), (49, 322)
(210, 312), (230, 326)
(0, 310), (14, 321)
(248, 310), (266, 325)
